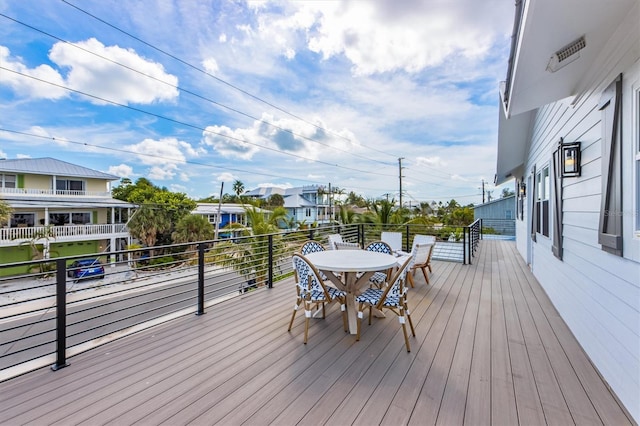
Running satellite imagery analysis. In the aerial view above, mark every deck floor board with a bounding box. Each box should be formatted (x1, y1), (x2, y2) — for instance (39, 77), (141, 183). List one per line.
(0, 240), (633, 425)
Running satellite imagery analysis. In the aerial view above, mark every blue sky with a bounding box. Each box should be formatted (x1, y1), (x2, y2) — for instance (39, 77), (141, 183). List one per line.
(0, 0), (514, 204)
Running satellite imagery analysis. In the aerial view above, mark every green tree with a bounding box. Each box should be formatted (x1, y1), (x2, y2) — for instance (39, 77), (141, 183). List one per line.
(501, 187), (515, 198)
(0, 199), (13, 226)
(338, 205), (357, 224)
(172, 214), (215, 253)
(20, 225), (58, 274)
(265, 193), (284, 208)
(211, 206), (288, 287)
(127, 205), (172, 256)
(232, 180), (245, 198)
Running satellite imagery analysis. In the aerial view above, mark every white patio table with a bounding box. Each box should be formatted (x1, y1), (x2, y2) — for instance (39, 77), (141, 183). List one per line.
(305, 250), (398, 334)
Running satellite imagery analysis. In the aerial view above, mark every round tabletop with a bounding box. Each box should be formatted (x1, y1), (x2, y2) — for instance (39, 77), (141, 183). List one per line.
(305, 250), (397, 273)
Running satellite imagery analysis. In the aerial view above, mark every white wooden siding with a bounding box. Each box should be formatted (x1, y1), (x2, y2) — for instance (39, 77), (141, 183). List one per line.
(522, 56), (640, 421)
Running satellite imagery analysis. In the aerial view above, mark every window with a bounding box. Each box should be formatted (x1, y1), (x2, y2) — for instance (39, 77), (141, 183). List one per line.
(11, 213), (35, 227)
(536, 166), (550, 237)
(1, 174), (16, 189)
(56, 178), (85, 193)
(505, 210), (513, 219)
(305, 208), (311, 217)
(49, 211), (92, 226)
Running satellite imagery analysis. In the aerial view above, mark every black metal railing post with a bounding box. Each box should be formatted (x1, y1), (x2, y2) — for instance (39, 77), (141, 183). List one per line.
(268, 234), (274, 288)
(196, 243), (205, 315)
(51, 258), (69, 371)
(404, 224), (410, 252)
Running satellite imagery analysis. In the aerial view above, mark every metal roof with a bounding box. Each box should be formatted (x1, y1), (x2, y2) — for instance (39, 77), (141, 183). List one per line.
(0, 157), (119, 180)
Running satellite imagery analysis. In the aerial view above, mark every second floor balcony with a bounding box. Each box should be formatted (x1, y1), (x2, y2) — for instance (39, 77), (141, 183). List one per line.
(0, 223), (129, 246)
(0, 187), (112, 197)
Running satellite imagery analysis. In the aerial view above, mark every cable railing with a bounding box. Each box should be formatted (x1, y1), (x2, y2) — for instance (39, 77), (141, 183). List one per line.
(0, 221), (481, 379)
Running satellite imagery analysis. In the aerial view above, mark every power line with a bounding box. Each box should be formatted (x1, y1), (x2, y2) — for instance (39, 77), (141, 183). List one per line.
(0, 12), (394, 168)
(60, 0), (399, 160)
(0, 67), (398, 179)
(0, 128), (397, 195)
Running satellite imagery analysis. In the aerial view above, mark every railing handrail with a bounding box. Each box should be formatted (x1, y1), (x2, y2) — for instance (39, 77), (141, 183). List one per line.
(0, 221), (481, 378)
(0, 223), (128, 243)
(0, 187), (112, 197)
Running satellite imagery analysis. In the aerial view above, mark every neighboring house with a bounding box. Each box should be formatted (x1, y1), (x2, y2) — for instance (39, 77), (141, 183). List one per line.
(0, 158), (135, 274)
(244, 185), (333, 226)
(192, 203), (267, 236)
(496, 0), (639, 421)
(473, 195), (516, 236)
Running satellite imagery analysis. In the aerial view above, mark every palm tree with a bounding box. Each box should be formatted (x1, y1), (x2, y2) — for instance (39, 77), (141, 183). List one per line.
(172, 214), (215, 253)
(211, 206), (288, 288)
(21, 225), (57, 274)
(232, 180), (245, 202)
(127, 205), (171, 256)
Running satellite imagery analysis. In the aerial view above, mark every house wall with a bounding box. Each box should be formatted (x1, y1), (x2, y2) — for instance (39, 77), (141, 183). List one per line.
(19, 174), (108, 192)
(520, 57), (640, 418)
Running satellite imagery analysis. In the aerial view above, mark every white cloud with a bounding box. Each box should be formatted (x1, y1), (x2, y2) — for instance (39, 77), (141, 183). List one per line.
(48, 38), (179, 105)
(217, 172), (235, 182)
(16, 154), (32, 159)
(202, 57), (219, 74)
(0, 150), (7, 159)
(126, 137), (202, 166)
(108, 164), (134, 178)
(0, 46), (68, 99)
(416, 156), (447, 168)
(202, 113), (354, 161)
(148, 164), (177, 180)
(258, 182), (292, 189)
(252, 0), (512, 75)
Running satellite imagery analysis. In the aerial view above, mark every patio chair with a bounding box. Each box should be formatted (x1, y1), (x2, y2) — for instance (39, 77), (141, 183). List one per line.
(334, 241), (360, 250)
(381, 231), (403, 252)
(289, 254), (348, 343)
(300, 240), (326, 255)
(355, 256), (415, 351)
(411, 235), (436, 273)
(326, 234), (343, 250)
(410, 243), (434, 284)
(364, 240), (393, 288)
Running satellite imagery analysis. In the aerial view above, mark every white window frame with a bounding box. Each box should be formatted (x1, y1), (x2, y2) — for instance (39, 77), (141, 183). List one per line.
(1, 174), (16, 189)
(536, 165), (550, 238)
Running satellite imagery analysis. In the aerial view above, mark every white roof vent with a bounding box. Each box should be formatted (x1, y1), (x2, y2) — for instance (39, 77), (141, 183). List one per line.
(546, 36), (586, 73)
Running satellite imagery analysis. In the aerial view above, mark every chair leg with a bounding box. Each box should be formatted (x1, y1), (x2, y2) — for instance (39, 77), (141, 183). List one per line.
(405, 303), (416, 336)
(406, 272), (415, 288)
(356, 303), (364, 341)
(288, 298), (301, 331)
(341, 299), (348, 332)
(368, 306), (373, 325)
(400, 318), (411, 352)
(421, 266), (429, 284)
(303, 302), (311, 344)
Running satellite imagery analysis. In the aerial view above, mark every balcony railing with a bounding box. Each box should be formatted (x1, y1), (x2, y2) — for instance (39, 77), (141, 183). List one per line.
(0, 222), (480, 379)
(0, 188), (112, 197)
(0, 224), (128, 243)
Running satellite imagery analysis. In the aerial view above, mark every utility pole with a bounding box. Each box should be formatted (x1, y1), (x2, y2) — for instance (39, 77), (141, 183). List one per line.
(481, 179), (486, 203)
(399, 157), (405, 209)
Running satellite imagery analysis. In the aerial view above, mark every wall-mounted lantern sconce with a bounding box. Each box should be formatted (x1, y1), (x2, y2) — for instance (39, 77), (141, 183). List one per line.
(560, 139), (581, 177)
(519, 181), (526, 197)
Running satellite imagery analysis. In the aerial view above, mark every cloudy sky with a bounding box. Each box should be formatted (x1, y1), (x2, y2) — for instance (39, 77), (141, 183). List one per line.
(0, 0), (515, 204)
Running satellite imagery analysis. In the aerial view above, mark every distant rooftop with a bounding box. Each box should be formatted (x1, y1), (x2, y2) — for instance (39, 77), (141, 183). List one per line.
(0, 157), (119, 181)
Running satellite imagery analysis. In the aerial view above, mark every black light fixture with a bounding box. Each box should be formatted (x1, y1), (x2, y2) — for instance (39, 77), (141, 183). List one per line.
(519, 180), (526, 197)
(560, 139), (581, 177)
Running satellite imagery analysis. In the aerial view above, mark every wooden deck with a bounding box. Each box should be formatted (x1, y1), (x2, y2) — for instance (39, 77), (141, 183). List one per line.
(0, 240), (634, 425)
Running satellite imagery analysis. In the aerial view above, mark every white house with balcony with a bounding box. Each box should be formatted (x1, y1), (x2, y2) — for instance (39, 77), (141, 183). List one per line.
(0, 157), (135, 274)
(495, 0), (639, 420)
(244, 185), (334, 227)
